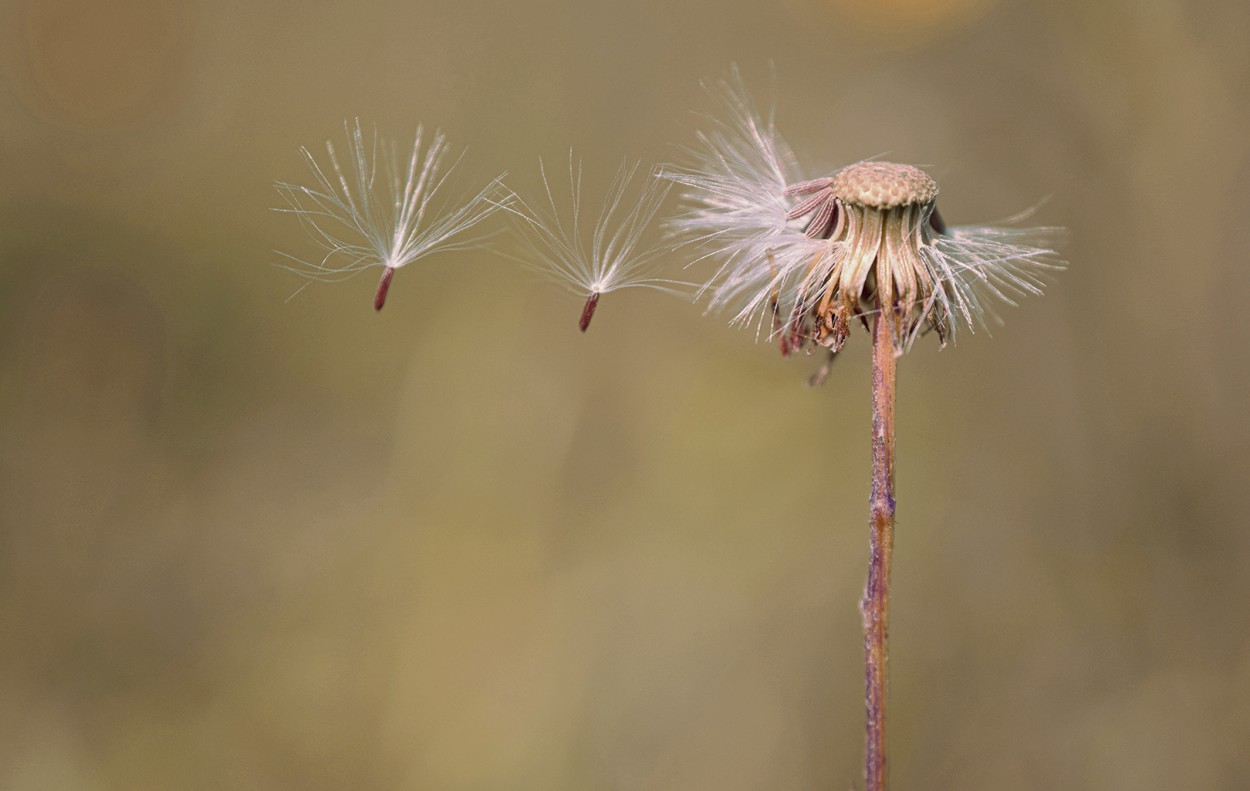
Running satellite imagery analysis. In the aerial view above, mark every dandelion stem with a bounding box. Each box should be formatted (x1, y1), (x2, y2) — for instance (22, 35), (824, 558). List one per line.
(862, 301), (897, 791)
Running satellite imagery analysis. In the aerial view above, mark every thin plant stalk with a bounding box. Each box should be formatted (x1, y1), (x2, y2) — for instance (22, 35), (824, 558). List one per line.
(862, 298), (897, 791)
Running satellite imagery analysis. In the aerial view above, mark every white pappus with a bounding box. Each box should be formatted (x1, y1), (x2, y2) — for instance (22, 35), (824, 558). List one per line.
(274, 119), (512, 310)
(509, 155), (684, 332)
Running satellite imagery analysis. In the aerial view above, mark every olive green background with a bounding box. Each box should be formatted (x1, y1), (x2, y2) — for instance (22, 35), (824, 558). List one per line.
(2, 0), (1248, 788)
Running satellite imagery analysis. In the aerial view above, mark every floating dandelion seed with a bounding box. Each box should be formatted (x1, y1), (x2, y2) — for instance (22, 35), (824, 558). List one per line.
(510, 156), (681, 332)
(274, 119), (511, 310)
(666, 68), (1065, 791)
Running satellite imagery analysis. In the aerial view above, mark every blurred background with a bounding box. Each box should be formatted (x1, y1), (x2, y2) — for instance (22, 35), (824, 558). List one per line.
(2, 0), (1248, 788)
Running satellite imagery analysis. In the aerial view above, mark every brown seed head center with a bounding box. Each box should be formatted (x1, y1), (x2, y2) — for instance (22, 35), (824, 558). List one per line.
(830, 162), (938, 209)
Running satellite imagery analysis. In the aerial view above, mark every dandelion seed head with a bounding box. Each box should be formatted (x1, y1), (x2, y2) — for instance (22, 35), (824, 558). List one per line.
(667, 70), (1064, 361)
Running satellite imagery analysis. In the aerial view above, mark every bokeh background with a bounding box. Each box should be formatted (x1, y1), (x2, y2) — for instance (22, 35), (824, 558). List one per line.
(2, 0), (1248, 788)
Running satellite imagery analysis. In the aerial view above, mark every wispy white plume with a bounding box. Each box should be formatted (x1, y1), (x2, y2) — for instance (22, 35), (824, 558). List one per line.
(274, 119), (511, 310)
(660, 66), (820, 336)
(510, 155), (682, 331)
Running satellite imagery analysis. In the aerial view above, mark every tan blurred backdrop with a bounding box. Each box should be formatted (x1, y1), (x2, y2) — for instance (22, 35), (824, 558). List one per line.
(2, 0), (1248, 789)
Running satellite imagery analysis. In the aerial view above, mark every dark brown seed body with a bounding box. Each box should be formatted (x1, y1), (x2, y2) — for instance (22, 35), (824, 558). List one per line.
(579, 292), (600, 332)
(374, 267), (395, 311)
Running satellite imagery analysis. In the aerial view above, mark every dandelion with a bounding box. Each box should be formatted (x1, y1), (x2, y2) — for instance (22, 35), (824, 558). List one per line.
(510, 156), (680, 332)
(665, 78), (1060, 362)
(775, 161), (1061, 356)
(667, 70), (1064, 791)
(274, 119), (511, 310)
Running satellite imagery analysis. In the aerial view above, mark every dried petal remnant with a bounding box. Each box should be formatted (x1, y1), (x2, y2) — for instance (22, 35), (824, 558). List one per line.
(781, 160), (950, 351)
(770, 160), (1058, 355)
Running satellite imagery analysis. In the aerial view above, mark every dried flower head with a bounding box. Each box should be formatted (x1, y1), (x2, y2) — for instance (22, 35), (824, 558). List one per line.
(510, 156), (681, 331)
(666, 72), (1063, 358)
(274, 119), (511, 310)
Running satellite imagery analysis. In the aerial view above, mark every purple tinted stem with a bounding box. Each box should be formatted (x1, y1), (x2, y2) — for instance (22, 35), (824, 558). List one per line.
(374, 267), (395, 311)
(579, 292), (600, 333)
